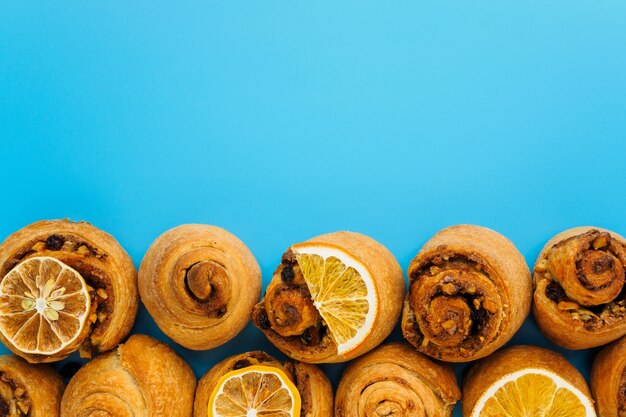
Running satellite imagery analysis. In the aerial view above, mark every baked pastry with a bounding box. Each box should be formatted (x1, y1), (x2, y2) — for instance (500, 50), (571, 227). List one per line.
(251, 231), (405, 363)
(61, 334), (196, 417)
(401, 225), (532, 362)
(463, 345), (595, 417)
(194, 351), (332, 417)
(0, 354), (64, 416)
(0, 220), (138, 363)
(139, 224), (261, 350)
(533, 227), (626, 349)
(591, 335), (626, 416)
(335, 342), (460, 417)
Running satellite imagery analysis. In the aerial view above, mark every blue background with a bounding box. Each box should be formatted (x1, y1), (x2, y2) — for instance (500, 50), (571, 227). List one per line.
(2, 2), (626, 415)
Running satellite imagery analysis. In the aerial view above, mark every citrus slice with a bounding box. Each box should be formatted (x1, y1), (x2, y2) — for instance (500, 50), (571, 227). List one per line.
(208, 365), (301, 417)
(292, 243), (377, 355)
(470, 369), (596, 417)
(0, 256), (91, 355)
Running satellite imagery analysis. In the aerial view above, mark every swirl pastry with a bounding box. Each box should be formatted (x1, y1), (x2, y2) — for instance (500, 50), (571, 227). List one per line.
(0, 220), (138, 363)
(533, 227), (626, 349)
(335, 342), (460, 417)
(194, 351), (332, 417)
(0, 354), (63, 417)
(139, 224), (261, 350)
(61, 334), (196, 417)
(252, 231), (405, 363)
(591, 335), (626, 416)
(463, 345), (595, 417)
(401, 225), (532, 362)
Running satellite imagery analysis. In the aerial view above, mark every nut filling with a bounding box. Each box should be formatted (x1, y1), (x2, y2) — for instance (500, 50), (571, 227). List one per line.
(405, 255), (505, 359)
(0, 372), (31, 417)
(255, 251), (328, 348)
(537, 230), (626, 330)
(2, 234), (115, 357)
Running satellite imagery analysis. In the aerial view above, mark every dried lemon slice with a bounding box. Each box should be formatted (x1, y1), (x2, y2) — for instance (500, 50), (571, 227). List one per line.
(471, 369), (596, 417)
(208, 365), (301, 417)
(292, 243), (377, 355)
(0, 256), (90, 355)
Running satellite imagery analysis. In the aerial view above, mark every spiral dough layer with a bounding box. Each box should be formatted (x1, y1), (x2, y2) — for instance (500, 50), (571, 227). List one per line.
(335, 342), (460, 417)
(139, 224), (262, 350)
(401, 225), (532, 362)
(533, 227), (626, 349)
(60, 334), (196, 417)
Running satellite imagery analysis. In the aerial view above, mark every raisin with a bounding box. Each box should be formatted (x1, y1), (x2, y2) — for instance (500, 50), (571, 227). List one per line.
(281, 265), (295, 283)
(258, 310), (270, 330)
(46, 235), (65, 250)
(281, 250), (297, 265)
(59, 361), (82, 380)
(545, 281), (566, 302)
(0, 397), (8, 416)
(233, 359), (250, 370)
(470, 306), (488, 334)
(301, 326), (321, 345)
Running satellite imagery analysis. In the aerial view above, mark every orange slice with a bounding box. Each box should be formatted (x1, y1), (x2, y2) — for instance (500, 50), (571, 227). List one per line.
(292, 243), (377, 356)
(471, 369), (596, 417)
(208, 365), (301, 417)
(0, 256), (90, 355)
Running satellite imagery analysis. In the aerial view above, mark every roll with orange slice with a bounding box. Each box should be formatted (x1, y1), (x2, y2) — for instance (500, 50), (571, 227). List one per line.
(194, 351), (332, 417)
(0, 220), (138, 363)
(251, 231), (405, 363)
(463, 345), (596, 417)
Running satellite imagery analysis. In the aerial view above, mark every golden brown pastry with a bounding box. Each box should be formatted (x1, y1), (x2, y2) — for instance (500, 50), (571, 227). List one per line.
(0, 220), (138, 363)
(0, 354), (64, 417)
(591, 335), (626, 416)
(335, 342), (460, 417)
(401, 225), (532, 362)
(251, 231), (405, 363)
(61, 334), (196, 417)
(194, 351), (332, 417)
(533, 227), (626, 349)
(139, 224), (261, 350)
(463, 345), (594, 417)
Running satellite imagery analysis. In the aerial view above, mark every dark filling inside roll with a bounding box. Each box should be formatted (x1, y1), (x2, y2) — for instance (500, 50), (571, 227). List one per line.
(538, 230), (626, 330)
(253, 250), (327, 347)
(405, 255), (501, 358)
(183, 260), (229, 318)
(619, 368), (626, 417)
(2, 233), (116, 357)
(0, 372), (30, 417)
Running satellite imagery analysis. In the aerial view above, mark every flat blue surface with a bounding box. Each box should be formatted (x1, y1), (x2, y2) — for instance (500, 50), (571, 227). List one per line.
(2, 2), (626, 415)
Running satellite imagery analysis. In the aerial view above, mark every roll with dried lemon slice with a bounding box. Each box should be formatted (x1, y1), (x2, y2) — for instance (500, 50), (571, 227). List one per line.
(0, 354), (64, 417)
(194, 351), (333, 417)
(533, 227), (626, 349)
(401, 225), (532, 362)
(463, 345), (596, 417)
(139, 224), (262, 350)
(251, 231), (405, 363)
(61, 334), (196, 417)
(0, 220), (138, 363)
(335, 342), (460, 417)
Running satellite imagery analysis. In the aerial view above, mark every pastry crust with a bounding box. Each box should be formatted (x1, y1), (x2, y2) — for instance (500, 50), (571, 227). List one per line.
(0, 355), (64, 417)
(335, 342), (460, 417)
(193, 351), (333, 417)
(0, 219), (138, 362)
(462, 345), (592, 417)
(533, 227), (626, 349)
(139, 224), (261, 350)
(61, 334), (196, 417)
(401, 225), (532, 362)
(591, 335), (626, 417)
(251, 231), (405, 363)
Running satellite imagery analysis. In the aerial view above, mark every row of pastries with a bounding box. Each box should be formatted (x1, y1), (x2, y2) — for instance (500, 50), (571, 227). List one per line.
(1, 219), (626, 416)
